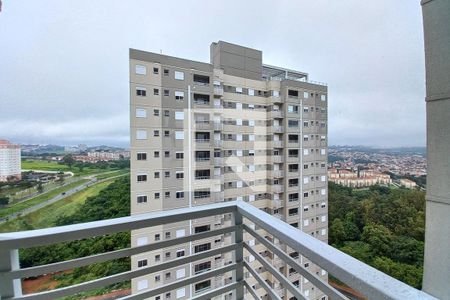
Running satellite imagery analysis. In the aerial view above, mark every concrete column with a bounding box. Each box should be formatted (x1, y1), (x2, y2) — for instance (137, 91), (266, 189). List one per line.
(421, 0), (450, 299)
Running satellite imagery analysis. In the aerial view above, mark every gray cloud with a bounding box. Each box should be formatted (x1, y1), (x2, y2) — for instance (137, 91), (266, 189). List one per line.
(0, 0), (425, 147)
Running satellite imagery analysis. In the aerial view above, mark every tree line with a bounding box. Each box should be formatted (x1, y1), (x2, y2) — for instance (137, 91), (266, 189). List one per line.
(328, 183), (425, 288)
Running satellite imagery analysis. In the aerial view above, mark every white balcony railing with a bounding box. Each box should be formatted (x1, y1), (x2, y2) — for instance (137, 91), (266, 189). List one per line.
(0, 201), (437, 300)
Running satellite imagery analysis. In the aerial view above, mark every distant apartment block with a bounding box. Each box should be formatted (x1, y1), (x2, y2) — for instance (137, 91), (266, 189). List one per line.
(73, 151), (130, 163)
(400, 178), (417, 189)
(328, 168), (392, 188)
(130, 41), (328, 299)
(0, 139), (21, 182)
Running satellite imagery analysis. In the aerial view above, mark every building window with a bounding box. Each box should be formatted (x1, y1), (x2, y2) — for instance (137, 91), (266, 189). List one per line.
(288, 105), (299, 113)
(175, 91), (184, 100)
(176, 288), (186, 298)
(194, 243), (211, 253)
(154, 109), (160, 116)
(194, 225), (210, 233)
(164, 171), (170, 178)
(174, 71), (184, 80)
(153, 130), (160, 137)
(137, 195), (147, 203)
(137, 174), (147, 182)
(176, 172), (184, 179)
(248, 88), (255, 96)
(195, 280), (211, 293)
(177, 250), (185, 257)
(175, 131), (184, 140)
(155, 192), (160, 199)
(303, 91), (309, 98)
(135, 108), (147, 118)
(138, 259), (148, 268)
(164, 110), (170, 117)
(153, 67), (159, 74)
(195, 261), (212, 274)
(136, 129), (147, 140)
(176, 152), (184, 159)
(154, 151), (160, 158)
(154, 172), (160, 178)
(175, 111), (184, 120)
(136, 87), (146, 96)
(236, 87), (243, 93)
(154, 88), (159, 95)
(176, 191), (184, 199)
(164, 69), (169, 76)
(137, 279), (148, 291)
(288, 89), (298, 98)
(165, 192), (170, 198)
(135, 65), (146, 75)
(137, 152), (147, 160)
(321, 94), (326, 101)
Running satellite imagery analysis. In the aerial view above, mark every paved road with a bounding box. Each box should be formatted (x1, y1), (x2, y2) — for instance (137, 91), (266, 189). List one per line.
(0, 173), (128, 224)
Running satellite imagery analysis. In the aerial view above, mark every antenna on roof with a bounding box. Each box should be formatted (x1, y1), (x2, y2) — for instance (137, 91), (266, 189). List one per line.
(160, 49), (162, 54)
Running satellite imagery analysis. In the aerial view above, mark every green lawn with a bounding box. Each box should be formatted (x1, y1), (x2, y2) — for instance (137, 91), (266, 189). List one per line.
(21, 160), (113, 176)
(0, 179), (115, 232)
(0, 179), (89, 219)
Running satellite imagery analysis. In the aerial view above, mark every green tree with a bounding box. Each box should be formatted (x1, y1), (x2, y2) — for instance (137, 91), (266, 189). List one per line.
(63, 154), (75, 169)
(75, 162), (85, 172)
(361, 223), (393, 256)
(0, 196), (9, 206)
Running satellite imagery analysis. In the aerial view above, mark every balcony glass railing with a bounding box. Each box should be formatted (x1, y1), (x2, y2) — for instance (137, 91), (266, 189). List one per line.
(0, 201), (436, 300)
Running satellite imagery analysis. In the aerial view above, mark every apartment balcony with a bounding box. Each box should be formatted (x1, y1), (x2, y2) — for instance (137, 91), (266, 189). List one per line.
(269, 125), (284, 134)
(270, 140), (284, 148)
(269, 110), (284, 119)
(214, 157), (223, 165)
(213, 140), (223, 147)
(213, 86), (224, 96)
(0, 201), (436, 300)
(213, 122), (223, 130)
(272, 170), (284, 178)
(271, 155), (283, 164)
(194, 121), (211, 130)
(269, 96), (283, 104)
(271, 184), (283, 194)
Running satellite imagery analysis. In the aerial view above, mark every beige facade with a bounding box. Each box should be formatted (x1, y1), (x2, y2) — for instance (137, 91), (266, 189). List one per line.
(328, 168), (392, 188)
(0, 140), (21, 182)
(130, 41), (328, 300)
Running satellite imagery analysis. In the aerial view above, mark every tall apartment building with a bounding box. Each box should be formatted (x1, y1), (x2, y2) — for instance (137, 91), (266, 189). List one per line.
(0, 140), (21, 182)
(130, 41), (328, 300)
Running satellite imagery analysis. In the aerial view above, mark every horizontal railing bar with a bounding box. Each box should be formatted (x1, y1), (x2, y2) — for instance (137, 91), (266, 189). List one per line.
(244, 280), (260, 300)
(0, 201), (237, 249)
(244, 261), (281, 300)
(244, 243), (307, 300)
(244, 224), (349, 300)
(237, 201), (437, 300)
(190, 282), (239, 300)
(13, 244), (238, 300)
(1, 226), (237, 280)
(121, 263), (238, 300)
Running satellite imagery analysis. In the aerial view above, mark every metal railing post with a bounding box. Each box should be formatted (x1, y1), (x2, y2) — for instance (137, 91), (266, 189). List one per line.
(232, 209), (244, 300)
(0, 249), (22, 299)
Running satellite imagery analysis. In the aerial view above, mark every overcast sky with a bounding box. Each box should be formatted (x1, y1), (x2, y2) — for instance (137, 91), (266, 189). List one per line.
(0, 0), (426, 147)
